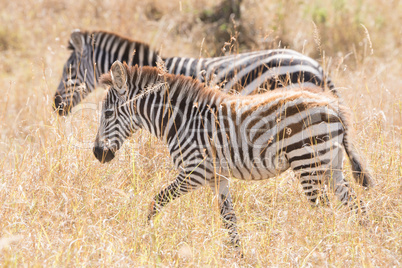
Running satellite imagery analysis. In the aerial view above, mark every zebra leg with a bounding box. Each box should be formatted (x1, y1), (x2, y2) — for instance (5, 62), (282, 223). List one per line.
(148, 168), (206, 221)
(297, 170), (330, 206)
(323, 143), (367, 215)
(328, 168), (367, 216)
(290, 143), (338, 206)
(295, 142), (367, 215)
(209, 178), (241, 248)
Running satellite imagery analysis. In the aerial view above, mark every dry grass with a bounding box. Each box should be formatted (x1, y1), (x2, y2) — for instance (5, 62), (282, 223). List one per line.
(0, 0), (401, 266)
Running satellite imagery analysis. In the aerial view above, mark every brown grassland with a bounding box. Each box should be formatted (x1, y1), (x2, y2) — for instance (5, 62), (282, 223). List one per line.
(0, 0), (401, 266)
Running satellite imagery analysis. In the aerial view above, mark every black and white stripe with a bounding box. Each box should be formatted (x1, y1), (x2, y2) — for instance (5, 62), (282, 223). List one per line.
(54, 30), (336, 115)
(54, 30), (158, 115)
(93, 62), (373, 250)
(165, 49), (335, 95)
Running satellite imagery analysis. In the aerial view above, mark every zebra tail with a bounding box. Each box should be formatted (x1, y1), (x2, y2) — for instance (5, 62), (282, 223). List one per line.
(339, 106), (375, 188)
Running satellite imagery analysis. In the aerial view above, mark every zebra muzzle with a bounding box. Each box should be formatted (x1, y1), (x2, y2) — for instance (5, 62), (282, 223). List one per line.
(54, 94), (69, 115)
(93, 145), (115, 163)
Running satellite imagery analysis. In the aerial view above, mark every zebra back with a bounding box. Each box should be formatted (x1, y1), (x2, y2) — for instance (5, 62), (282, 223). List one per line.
(54, 30), (337, 115)
(165, 49), (336, 96)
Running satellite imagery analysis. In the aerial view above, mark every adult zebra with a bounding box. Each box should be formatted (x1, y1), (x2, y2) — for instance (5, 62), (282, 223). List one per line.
(54, 30), (337, 115)
(93, 61), (373, 251)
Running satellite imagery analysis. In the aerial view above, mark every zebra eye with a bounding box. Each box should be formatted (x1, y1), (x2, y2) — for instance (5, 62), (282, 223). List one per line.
(105, 110), (114, 119)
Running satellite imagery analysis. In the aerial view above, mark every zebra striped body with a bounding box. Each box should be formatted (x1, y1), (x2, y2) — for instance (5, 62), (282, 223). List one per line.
(93, 61), (373, 250)
(165, 49), (334, 95)
(55, 30), (336, 115)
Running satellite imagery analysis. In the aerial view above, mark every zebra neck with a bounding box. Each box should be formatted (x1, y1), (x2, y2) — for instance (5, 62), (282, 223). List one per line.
(132, 74), (222, 143)
(93, 32), (160, 77)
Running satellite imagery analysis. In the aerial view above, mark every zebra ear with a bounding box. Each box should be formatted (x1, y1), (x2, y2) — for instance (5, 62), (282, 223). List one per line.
(110, 61), (127, 95)
(70, 30), (84, 53)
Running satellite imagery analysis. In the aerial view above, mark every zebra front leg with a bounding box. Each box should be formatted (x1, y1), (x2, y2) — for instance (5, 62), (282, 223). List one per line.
(209, 178), (241, 249)
(148, 168), (205, 221)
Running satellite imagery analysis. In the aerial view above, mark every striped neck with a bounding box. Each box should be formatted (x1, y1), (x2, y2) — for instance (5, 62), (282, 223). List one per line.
(113, 66), (223, 143)
(92, 31), (160, 80)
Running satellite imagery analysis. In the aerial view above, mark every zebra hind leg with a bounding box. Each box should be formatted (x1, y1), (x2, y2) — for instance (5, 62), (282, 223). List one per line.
(324, 144), (367, 216)
(298, 170), (330, 207)
(328, 168), (368, 217)
(291, 136), (367, 219)
(296, 148), (367, 216)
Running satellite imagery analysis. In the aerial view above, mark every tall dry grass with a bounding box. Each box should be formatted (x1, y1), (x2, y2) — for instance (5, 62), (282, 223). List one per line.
(0, 0), (401, 266)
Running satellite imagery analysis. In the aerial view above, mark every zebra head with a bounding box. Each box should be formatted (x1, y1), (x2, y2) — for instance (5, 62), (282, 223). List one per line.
(54, 30), (95, 115)
(93, 61), (139, 163)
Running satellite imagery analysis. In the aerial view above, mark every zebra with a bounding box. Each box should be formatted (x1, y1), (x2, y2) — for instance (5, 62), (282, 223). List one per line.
(54, 30), (337, 115)
(93, 61), (373, 250)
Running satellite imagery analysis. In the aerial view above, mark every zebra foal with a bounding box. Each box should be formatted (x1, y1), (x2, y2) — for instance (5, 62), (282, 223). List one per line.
(93, 61), (373, 250)
(55, 30), (336, 115)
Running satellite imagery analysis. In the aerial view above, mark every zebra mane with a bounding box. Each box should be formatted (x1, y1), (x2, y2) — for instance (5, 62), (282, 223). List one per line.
(100, 63), (223, 104)
(67, 30), (153, 52)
